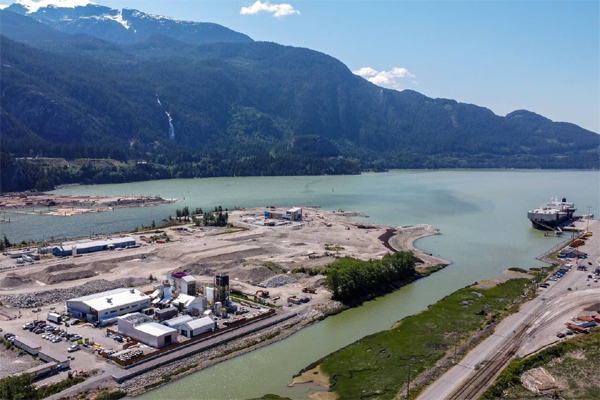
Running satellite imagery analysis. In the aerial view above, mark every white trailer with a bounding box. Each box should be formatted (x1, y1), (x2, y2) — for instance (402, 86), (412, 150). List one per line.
(47, 312), (62, 324)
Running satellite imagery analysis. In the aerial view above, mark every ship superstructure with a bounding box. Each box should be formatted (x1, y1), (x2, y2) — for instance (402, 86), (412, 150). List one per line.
(527, 197), (576, 230)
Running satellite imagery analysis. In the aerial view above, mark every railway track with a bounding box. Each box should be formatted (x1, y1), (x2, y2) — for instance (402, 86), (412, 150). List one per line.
(447, 291), (598, 399)
(447, 320), (532, 400)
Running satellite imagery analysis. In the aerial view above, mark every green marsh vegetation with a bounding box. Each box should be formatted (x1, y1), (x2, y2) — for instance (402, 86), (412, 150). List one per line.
(312, 278), (530, 400)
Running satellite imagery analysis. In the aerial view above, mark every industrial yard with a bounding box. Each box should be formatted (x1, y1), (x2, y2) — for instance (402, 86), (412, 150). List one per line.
(0, 206), (445, 397)
(417, 218), (600, 400)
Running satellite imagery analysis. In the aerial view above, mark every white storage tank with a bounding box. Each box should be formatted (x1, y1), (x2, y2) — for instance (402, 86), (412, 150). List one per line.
(205, 286), (215, 305)
(214, 301), (222, 316)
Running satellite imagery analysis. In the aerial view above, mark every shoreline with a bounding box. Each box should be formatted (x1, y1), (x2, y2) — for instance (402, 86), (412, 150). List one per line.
(0, 194), (177, 217)
(118, 226), (450, 397)
(122, 302), (344, 396)
(0, 206), (449, 399)
(387, 224), (452, 267)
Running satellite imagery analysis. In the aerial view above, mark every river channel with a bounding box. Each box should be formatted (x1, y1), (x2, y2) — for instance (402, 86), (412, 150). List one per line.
(2, 170), (598, 399)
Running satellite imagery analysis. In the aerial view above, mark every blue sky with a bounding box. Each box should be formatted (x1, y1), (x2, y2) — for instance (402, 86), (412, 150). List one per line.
(3, 1), (599, 132)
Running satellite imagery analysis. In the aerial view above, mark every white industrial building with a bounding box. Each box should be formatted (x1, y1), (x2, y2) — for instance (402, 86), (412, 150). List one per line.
(67, 288), (151, 322)
(162, 315), (193, 329)
(179, 317), (216, 338)
(181, 275), (197, 295)
(52, 236), (136, 256)
(117, 313), (177, 348)
(173, 293), (206, 310)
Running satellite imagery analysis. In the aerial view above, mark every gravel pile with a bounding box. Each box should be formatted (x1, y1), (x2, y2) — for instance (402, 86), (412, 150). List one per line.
(1, 278), (147, 308)
(259, 274), (297, 288)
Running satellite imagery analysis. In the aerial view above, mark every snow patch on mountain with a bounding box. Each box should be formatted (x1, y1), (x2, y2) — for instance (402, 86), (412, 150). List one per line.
(15, 0), (93, 13)
(105, 9), (130, 29)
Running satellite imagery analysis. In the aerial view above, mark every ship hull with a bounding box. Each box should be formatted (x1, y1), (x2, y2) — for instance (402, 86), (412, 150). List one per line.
(528, 214), (573, 230)
(531, 220), (560, 231)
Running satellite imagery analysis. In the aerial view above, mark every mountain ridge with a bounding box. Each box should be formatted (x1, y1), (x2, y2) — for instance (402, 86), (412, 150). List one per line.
(5, 1), (253, 45)
(0, 5), (598, 192)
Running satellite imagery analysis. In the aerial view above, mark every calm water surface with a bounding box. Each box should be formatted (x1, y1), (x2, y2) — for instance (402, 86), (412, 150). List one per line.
(1, 170), (598, 399)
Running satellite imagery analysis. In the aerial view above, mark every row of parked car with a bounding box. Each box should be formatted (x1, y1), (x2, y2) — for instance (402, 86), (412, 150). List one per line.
(23, 320), (52, 334)
(3, 332), (17, 344)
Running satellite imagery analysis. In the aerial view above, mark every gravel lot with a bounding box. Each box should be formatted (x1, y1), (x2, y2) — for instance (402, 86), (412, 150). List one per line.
(1, 278), (148, 308)
(260, 274), (297, 288)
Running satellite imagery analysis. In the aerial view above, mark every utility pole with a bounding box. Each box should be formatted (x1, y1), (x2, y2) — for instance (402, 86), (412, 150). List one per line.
(406, 363), (411, 400)
(586, 206), (592, 232)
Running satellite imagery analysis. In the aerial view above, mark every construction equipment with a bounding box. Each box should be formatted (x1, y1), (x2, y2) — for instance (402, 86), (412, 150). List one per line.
(254, 290), (269, 300)
(302, 287), (317, 294)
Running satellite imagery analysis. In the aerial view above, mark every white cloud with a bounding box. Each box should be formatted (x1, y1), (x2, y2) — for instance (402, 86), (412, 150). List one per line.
(0, 4), (8, 9)
(352, 67), (415, 90)
(353, 67), (379, 78)
(15, 0), (92, 13)
(240, 1), (299, 18)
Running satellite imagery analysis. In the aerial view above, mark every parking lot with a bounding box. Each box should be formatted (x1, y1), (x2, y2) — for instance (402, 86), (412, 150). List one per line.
(0, 315), (124, 384)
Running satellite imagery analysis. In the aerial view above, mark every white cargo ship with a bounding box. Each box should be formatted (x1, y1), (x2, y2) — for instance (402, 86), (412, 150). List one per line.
(527, 197), (576, 230)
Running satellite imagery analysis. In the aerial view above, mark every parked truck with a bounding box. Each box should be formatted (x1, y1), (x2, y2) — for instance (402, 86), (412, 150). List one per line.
(47, 312), (62, 324)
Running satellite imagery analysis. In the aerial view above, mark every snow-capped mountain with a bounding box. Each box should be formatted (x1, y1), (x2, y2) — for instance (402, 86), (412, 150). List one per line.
(5, 0), (253, 45)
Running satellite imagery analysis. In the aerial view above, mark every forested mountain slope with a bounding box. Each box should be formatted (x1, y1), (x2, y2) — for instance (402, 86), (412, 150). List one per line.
(0, 7), (598, 192)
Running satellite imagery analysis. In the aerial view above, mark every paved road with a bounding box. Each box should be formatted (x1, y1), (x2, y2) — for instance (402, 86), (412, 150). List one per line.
(418, 220), (600, 400)
(45, 366), (119, 400)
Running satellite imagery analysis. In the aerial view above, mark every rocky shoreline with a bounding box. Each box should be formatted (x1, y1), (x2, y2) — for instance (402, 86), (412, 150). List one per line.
(121, 301), (343, 396)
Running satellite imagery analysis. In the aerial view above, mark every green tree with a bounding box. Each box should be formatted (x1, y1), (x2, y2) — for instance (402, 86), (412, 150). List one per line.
(0, 373), (36, 400)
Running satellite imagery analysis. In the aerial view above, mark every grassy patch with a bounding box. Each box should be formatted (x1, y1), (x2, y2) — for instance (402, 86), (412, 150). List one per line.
(94, 390), (127, 400)
(508, 267), (528, 273)
(483, 331), (600, 399)
(316, 279), (529, 400)
(210, 227), (248, 236)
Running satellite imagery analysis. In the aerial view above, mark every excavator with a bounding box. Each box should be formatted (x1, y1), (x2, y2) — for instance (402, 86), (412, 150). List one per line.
(254, 290), (270, 301)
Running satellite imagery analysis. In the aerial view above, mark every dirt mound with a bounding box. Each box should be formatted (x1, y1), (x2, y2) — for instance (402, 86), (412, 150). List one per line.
(0, 275), (34, 289)
(234, 265), (277, 284)
(44, 263), (79, 273)
(183, 263), (220, 277)
(113, 277), (150, 287)
(305, 275), (326, 288)
(42, 270), (97, 284)
(521, 367), (564, 394)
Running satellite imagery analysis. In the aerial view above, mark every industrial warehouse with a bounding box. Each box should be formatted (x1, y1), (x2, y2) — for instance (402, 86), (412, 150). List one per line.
(52, 236), (137, 256)
(66, 288), (151, 322)
(116, 313), (178, 348)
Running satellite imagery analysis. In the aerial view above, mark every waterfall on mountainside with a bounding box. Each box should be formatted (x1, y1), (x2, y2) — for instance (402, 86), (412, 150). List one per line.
(166, 111), (175, 140)
(156, 95), (175, 140)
